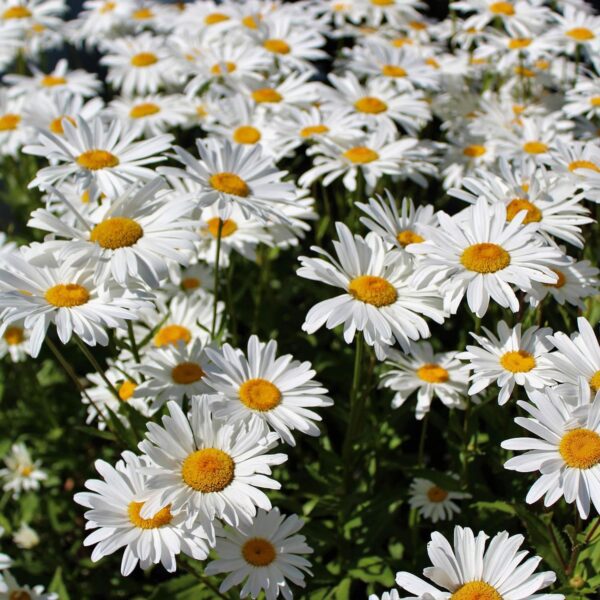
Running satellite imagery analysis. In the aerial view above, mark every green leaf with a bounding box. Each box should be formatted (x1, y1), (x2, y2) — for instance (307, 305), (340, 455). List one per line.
(48, 567), (70, 600)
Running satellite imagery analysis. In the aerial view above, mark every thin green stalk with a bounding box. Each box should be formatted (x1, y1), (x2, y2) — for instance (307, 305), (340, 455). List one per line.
(74, 336), (121, 402)
(211, 218), (224, 339)
(545, 519), (568, 573)
(417, 412), (429, 467)
(127, 320), (141, 364)
(225, 259), (238, 345)
(343, 333), (366, 465)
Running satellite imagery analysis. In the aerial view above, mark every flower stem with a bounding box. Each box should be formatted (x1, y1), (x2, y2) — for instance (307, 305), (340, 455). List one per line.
(211, 218), (224, 339)
(417, 412), (429, 467)
(127, 320), (141, 363)
(343, 333), (365, 467)
(74, 336), (121, 402)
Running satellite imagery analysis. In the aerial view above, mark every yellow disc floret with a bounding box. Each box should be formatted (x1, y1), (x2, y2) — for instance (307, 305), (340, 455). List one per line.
(348, 275), (397, 307)
(426, 485), (449, 502)
(590, 370), (600, 392)
(171, 362), (205, 385)
(417, 363), (449, 384)
(209, 172), (250, 197)
(354, 96), (388, 114)
(463, 145), (486, 158)
(300, 124), (329, 138)
(233, 126), (261, 144)
(489, 2), (515, 16)
(239, 378), (282, 411)
(154, 325), (192, 348)
(211, 61), (236, 75)
(500, 350), (536, 373)
(568, 160), (600, 173)
(129, 102), (160, 118)
(559, 428), (600, 469)
(49, 115), (76, 134)
(90, 217), (143, 249)
(2, 6), (32, 19)
(451, 581), (502, 600)
(252, 88), (282, 103)
(460, 243), (510, 273)
(41, 75), (66, 87)
(118, 380), (137, 401)
(45, 283), (90, 307)
(242, 538), (277, 567)
(206, 217), (238, 238)
(0, 113), (20, 131)
(128, 501), (172, 529)
(4, 326), (24, 346)
(381, 64), (407, 77)
(181, 448), (235, 492)
(263, 39), (290, 54)
(566, 27), (595, 42)
(343, 146), (379, 164)
(76, 149), (119, 170)
(523, 141), (548, 154)
(397, 230), (425, 247)
(505, 198), (542, 224)
(130, 52), (158, 67)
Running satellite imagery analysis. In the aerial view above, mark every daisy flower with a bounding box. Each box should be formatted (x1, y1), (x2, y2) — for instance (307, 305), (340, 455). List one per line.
(164, 262), (215, 296)
(0, 571), (57, 600)
(368, 591), (400, 600)
(160, 137), (297, 225)
(0, 251), (150, 357)
(547, 317), (600, 399)
(0, 0), (65, 32)
(83, 361), (152, 430)
(525, 256), (599, 310)
(395, 525), (561, 600)
(361, 0), (425, 28)
(65, 0), (131, 49)
(502, 382), (600, 518)
(440, 136), (498, 190)
(204, 335), (332, 446)
(408, 477), (471, 523)
(24, 116), (173, 198)
(0, 319), (30, 362)
(4, 58), (101, 98)
(564, 76), (600, 120)
(299, 129), (436, 192)
(107, 94), (189, 137)
(407, 198), (566, 318)
(0, 89), (30, 156)
(0, 442), (46, 498)
(549, 5), (600, 56)
(379, 342), (468, 419)
(137, 399), (287, 540)
(100, 33), (181, 96)
(134, 339), (213, 411)
(245, 72), (318, 115)
(29, 178), (198, 288)
(74, 451), (211, 576)
(205, 508), (313, 600)
(297, 223), (446, 359)
(13, 522), (39, 549)
(458, 321), (558, 406)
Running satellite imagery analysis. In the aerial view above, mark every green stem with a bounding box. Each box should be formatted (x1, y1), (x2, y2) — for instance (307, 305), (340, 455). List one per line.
(127, 320), (141, 364)
(417, 412), (429, 467)
(211, 218), (224, 339)
(343, 333), (365, 466)
(545, 519), (568, 573)
(74, 336), (121, 402)
(225, 259), (237, 345)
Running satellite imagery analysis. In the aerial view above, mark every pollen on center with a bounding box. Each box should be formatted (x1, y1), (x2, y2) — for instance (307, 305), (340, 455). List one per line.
(343, 146), (379, 164)
(154, 324), (192, 348)
(76, 149), (120, 170)
(460, 243), (511, 274)
(500, 350), (536, 373)
(239, 378), (282, 411)
(354, 96), (388, 114)
(45, 283), (90, 308)
(171, 362), (205, 385)
(559, 428), (600, 469)
(90, 217), (143, 249)
(209, 172), (250, 197)
(181, 448), (235, 492)
(348, 275), (397, 307)
(128, 501), (172, 529)
(242, 537), (277, 567)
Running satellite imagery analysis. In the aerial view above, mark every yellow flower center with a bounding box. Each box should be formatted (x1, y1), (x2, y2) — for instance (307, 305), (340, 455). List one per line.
(76, 149), (119, 170)
(409, 20), (427, 30)
(354, 96), (388, 114)
(181, 448), (235, 492)
(211, 61), (237, 75)
(568, 160), (600, 173)
(154, 324), (192, 348)
(252, 88), (282, 103)
(506, 198), (542, 224)
(508, 38), (531, 49)
(348, 275), (397, 307)
(31, 22), (44, 32)
(559, 428), (600, 469)
(239, 378), (282, 411)
(41, 75), (66, 87)
(45, 284), (90, 307)
(171, 362), (205, 385)
(128, 501), (172, 528)
(90, 217), (143, 249)
(523, 141), (548, 154)
(426, 57), (440, 69)
(566, 27), (595, 42)
(205, 12), (229, 25)
(370, 0), (393, 5)
(118, 380), (137, 401)
(233, 125), (261, 144)
(9, 592), (32, 600)
(590, 370), (600, 392)
(463, 144), (486, 158)
(20, 466), (33, 477)
(426, 485), (448, 502)
(242, 15), (259, 29)
(181, 277), (200, 290)
(130, 52), (158, 67)
(500, 350), (536, 373)
(514, 66), (534, 78)
(263, 38), (290, 54)
(392, 37), (412, 47)
(343, 146), (379, 164)
(397, 230), (424, 247)
(460, 243), (510, 273)
(209, 172), (249, 197)
(489, 2), (515, 16)
(417, 363), (449, 384)
(129, 102), (160, 118)
(545, 269), (566, 289)
(300, 124), (329, 138)
(0, 113), (21, 131)
(381, 64), (407, 77)
(241, 538), (277, 566)
(590, 96), (600, 107)
(2, 6), (31, 19)
(132, 7), (153, 20)
(206, 217), (238, 238)
(99, 1), (115, 13)
(535, 59), (549, 70)
(4, 326), (24, 346)
(451, 581), (502, 600)
(49, 115), (76, 134)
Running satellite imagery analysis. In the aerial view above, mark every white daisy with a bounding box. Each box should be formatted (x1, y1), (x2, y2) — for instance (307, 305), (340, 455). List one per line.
(245, 72), (318, 115)
(13, 522), (39, 549)
(379, 342), (468, 419)
(137, 399), (287, 541)
(205, 508), (313, 600)
(24, 116), (173, 198)
(458, 321), (559, 406)
(134, 339), (213, 410)
(0, 89), (30, 156)
(0, 571), (57, 600)
(502, 382), (600, 518)
(297, 223), (446, 359)
(29, 178), (198, 288)
(0, 250), (150, 357)
(74, 451), (211, 576)
(0, 319), (30, 362)
(395, 525), (561, 600)
(408, 477), (471, 523)
(205, 335), (333, 446)
(408, 198), (567, 318)
(0, 442), (46, 498)
(160, 137), (297, 225)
